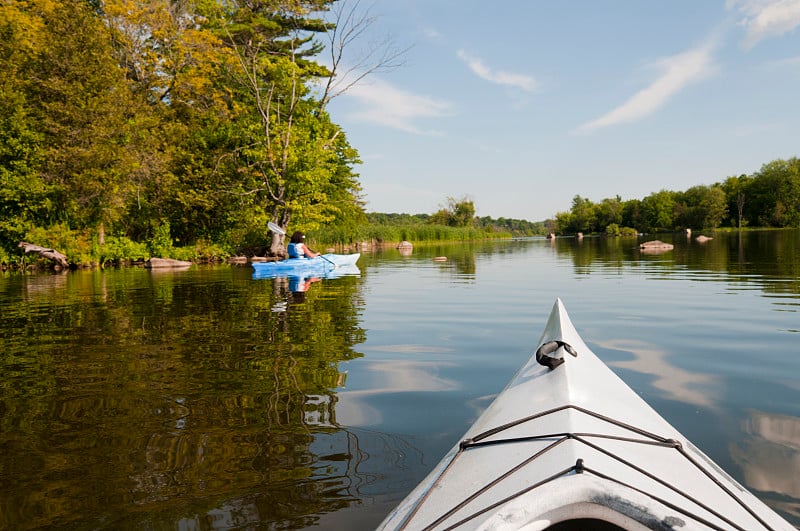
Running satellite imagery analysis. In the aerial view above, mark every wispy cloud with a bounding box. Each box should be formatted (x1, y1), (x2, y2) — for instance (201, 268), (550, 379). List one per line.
(345, 79), (452, 135)
(575, 43), (717, 134)
(764, 54), (800, 68)
(727, 0), (800, 48)
(456, 50), (538, 92)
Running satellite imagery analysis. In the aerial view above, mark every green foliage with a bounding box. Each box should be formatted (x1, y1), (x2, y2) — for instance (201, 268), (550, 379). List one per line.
(476, 216), (544, 235)
(673, 185), (727, 229)
(0, 0), (362, 263)
(430, 196), (476, 227)
(553, 157), (800, 235)
(148, 221), (174, 258)
(748, 158), (800, 227)
(96, 236), (149, 264)
(605, 224), (638, 237)
(310, 207), (545, 247)
(24, 224), (93, 266)
(311, 223), (505, 247)
(367, 212), (431, 225)
(180, 240), (231, 261)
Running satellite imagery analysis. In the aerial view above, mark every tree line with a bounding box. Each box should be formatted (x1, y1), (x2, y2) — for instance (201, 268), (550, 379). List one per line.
(364, 197), (545, 236)
(1, 0), (374, 265)
(552, 157), (800, 235)
(2, 3), (796, 267)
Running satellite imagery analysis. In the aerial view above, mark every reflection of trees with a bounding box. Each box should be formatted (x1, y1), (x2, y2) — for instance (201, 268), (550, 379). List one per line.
(551, 230), (800, 296)
(0, 265), (372, 529)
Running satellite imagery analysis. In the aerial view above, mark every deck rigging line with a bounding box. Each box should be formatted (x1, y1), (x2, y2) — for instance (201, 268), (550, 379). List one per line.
(396, 404), (777, 531)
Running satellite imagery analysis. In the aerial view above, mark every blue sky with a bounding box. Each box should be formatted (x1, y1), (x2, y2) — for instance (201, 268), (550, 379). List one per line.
(325, 0), (800, 221)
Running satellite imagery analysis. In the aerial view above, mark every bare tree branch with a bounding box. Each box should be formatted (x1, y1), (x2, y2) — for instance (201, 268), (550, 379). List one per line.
(319, 0), (410, 111)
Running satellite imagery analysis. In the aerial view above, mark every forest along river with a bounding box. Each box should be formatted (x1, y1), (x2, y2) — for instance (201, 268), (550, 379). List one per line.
(0, 230), (798, 530)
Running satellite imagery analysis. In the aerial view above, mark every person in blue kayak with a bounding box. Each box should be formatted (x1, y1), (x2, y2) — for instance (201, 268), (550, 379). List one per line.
(287, 231), (320, 259)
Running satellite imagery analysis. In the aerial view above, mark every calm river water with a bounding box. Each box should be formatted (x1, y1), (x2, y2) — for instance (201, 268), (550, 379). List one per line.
(1, 230), (799, 530)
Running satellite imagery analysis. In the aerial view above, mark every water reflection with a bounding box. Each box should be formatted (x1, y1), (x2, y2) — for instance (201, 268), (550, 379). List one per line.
(551, 230), (800, 300)
(732, 410), (800, 521)
(598, 339), (720, 409)
(2, 232), (800, 530)
(336, 359), (459, 427)
(0, 266), (368, 529)
(733, 410), (800, 497)
(253, 261), (361, 307)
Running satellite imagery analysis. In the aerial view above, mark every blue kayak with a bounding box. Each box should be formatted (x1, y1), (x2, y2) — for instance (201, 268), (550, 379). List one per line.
(251, 253), (360, 280)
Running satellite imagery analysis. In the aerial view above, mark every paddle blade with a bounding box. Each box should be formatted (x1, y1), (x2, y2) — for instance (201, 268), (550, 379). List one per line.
(267, 222), (286, 235)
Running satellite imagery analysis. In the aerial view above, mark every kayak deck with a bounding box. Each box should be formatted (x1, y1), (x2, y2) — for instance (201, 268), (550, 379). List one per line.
(378, 299), (793, 531)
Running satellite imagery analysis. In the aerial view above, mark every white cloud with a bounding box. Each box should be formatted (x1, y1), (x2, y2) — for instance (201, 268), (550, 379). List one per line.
(728, 0), (800, 48)
(345, 79), (453, 135)
(422, 26), (443, 40)
(575, 43), (717, 134)
(456, 50), (538, 92)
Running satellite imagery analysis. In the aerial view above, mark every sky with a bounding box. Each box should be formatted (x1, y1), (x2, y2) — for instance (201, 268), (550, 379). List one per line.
(324, 0), (800, 221)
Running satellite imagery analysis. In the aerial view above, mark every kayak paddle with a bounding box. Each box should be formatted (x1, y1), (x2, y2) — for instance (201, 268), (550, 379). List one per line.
(267, 221), (286, 236)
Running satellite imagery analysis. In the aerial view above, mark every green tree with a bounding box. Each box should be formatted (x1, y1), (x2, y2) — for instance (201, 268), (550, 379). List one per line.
(102, 0), (249, 247)
(699, 185), (727, 228)
(721, 174), (752, 229)
(621, 199), (645, 232)
(595, 196), (623, 232)
(430, 196), (476, 227)
(568, 195), (596, 233)
(210, 1), (364, 255)
(553, 211), (573, 235)
(641, 190), (676, 231)
(0, 3), (49, 251)
(747, 158), (800, 227)
(26, 0), (142, 240)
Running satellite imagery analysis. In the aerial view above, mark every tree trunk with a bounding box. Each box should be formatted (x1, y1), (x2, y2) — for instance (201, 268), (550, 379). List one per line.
(737, 192), (745, 230)
(269, 232), (286, 257)
(18, 242), (70, 269)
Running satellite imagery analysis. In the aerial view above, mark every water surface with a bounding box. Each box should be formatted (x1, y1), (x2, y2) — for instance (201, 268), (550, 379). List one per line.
(1, 230), (798, 529)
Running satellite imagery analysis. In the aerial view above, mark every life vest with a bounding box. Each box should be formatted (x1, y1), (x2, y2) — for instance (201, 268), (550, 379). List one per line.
(287, 242), (303, 258)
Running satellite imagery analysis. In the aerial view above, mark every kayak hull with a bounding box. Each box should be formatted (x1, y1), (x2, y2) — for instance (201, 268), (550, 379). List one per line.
(378, 299), (793, 531)
(251, 253), (359, 279)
